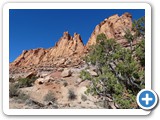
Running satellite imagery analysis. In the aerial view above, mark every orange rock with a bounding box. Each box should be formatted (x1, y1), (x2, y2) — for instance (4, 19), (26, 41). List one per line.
(10, 31), (85, 69)
(10, 12), (134, 72)
(86, 12), (132, 47)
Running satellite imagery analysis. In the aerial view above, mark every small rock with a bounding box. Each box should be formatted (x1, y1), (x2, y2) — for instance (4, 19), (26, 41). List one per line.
(88, 70), (98, 77)
(57, 68), (64, 72)
(37, 72), (48, 78)
(77, 78), (83, 83)
(61, 69), (72, 77)
(108, 102), (117, 109)
(35, 78), (44, 85)
(35, 76), (54, 85)
(89, 66), (97, 71)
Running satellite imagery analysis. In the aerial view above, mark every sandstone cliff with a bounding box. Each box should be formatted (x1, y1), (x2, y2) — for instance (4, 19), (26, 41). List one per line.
(86, 12), (132, 47)
(10, 12), (134, 71)
(10, 32), (85, 69)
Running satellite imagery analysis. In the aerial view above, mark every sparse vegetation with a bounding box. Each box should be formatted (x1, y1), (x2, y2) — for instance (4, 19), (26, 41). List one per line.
(68, 89), (76, 101)
(63, 81), (68, 87)
(17, 76), (37, 88)
(9, 78), (15, 83)
(10, 83), (29, 103)
(80, 70), (91, 80)
(17, 92), (29, 102)
(9, 83), (19, 98)
(81, 94), (87, 102)
(44, 91), (56, 103)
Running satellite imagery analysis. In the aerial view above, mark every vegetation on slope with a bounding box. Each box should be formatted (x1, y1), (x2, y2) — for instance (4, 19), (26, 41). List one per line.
(81, 17), (145, 109)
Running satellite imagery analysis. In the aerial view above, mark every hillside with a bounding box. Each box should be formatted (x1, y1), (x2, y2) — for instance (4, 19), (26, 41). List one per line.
(9, 12), (144, 109)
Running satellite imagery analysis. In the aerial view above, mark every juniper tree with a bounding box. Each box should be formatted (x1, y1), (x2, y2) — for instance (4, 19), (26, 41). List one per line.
(81, 17), (145, 109)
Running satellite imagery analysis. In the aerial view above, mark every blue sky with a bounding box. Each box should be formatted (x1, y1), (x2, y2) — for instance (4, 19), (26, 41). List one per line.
(9, 9), (145, 62)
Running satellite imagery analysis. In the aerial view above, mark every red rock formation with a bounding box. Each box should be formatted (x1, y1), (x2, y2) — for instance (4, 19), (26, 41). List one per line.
(86, 12), (132, 47)
(11, 48), (47, 67)
(10, 31), (85, 69)
(10, 12), (134, 72)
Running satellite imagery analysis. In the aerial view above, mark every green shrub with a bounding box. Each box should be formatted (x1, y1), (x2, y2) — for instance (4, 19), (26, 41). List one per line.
(17, 76), (37, 88)
(80, 70), (91, 80)
(68, 89), (76, 101)
(96, 33), (107, 43)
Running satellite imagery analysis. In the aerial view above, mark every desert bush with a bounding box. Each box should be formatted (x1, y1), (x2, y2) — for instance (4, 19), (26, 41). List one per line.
(17, 92), (29, 102)
(9, 78), (15, 83)
(9, 83), (19, 98)
(63, 81), (68, 87)
(44, 91), (56, 103)
(81, 94), (87, 102)
(9, 83), (30, 103)
(17, 76), (37, 88)
(68, 89), (76, 101)
(80, 70), (91, 80)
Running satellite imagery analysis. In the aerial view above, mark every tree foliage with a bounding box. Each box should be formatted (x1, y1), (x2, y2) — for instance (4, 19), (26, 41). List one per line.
(132, 16), (145, 38)
(81, 17), (145, 109)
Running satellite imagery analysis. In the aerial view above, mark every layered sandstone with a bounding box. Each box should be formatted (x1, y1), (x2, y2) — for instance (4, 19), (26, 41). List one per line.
(86, 12), (132, 47)
(10, 12), (134, 72)
(10, 32), (85, 69)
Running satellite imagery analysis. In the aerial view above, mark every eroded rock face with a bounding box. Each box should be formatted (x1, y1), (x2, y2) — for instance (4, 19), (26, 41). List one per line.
(10, 48), (47, 67)
(10, 32), (85, 71)
(43, 32), (85, 62)
(10, 12), (134, 74)
(86, 12), (132, 47)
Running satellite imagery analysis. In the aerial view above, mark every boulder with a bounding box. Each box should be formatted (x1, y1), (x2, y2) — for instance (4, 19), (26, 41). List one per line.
(44, 76), (54, 82)
(35, 78), (45, 85)
(36, 72), (48, 78)
(35, 76), (54, 85)
(25, 71), (37, 79)
(61, 69), (72, 77)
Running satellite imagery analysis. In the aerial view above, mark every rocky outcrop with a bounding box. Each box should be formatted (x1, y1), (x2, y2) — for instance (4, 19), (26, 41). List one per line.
(86, 12), (132, 47)
(61, 68), (72, 78)
(10, 48), (47, 67)
(43, 32), (85, 61)
(10, 32), (85, 70)
(10, 12), (134, 73)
